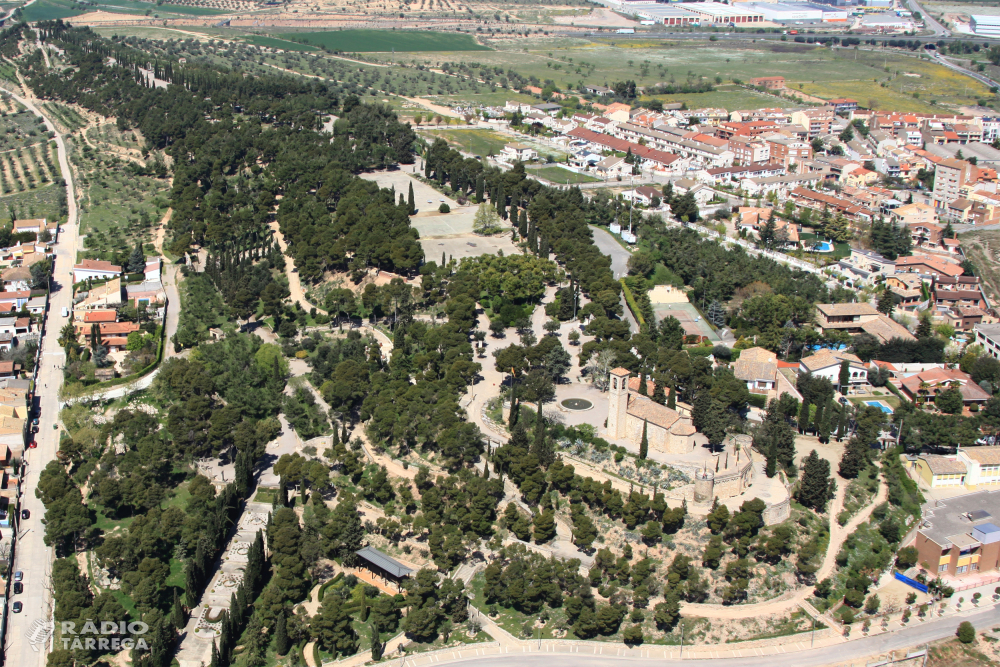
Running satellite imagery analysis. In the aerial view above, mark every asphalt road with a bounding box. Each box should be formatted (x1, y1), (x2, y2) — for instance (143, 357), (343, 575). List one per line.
(436, 606), (1000, 667)
(906, 0), (949, 37)
(589, 225), (638, 333)
(0, 85), (78, 667)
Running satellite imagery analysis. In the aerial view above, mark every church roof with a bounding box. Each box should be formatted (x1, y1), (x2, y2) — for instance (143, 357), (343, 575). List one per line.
(627, 395), (681, 429)
(610, 367), (630, 376)
(670, 423), (697, 436)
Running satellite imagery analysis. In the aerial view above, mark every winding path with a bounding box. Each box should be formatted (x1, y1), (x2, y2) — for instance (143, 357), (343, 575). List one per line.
(679, 473), (888, 620)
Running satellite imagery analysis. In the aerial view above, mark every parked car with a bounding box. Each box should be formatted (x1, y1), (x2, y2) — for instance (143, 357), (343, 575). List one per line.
(13, 582), (22, 594)
(21, 509), (29, 520)
(14, 571), (22, 582)
(12, 601), (21, 613)
(28, 441), (36, 449)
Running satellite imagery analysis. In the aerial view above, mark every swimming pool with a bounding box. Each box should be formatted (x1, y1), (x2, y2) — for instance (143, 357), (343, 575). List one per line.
(812, 242), (835, 253)
(865, 400), (893, 414)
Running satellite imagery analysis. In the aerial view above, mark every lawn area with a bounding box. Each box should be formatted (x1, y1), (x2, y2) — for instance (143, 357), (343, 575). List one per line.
(648, 86), (782, 112)
(849, 393), (901, 409)
(421, 128), (509, 157)
(278, 30), (490, 53)
(528, 165), (601, 184)
(0, 182), (66, 224)
(799, 232), (851, 260)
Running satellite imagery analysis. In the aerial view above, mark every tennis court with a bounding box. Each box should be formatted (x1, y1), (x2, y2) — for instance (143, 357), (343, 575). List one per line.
(652, 302), (720, 342)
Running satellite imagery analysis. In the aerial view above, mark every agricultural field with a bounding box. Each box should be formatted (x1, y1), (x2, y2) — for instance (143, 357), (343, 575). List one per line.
(20, 0), (230, 21)
(243, 35), (318, 52)
(72, 123), (170, 263)
(278, 29), (491, 52)
(0, 97), (64, 213)
(42, 102), (89, 134)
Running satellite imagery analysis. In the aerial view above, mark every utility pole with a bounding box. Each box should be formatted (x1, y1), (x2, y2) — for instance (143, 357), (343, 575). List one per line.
(679, 620), (685, 659)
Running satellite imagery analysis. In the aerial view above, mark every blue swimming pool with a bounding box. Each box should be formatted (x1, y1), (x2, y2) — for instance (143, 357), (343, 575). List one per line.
(866, 400), (893, 414)
(813, 242), (834, 252)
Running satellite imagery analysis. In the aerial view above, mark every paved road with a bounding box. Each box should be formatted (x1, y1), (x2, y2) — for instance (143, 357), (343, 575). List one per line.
(932, 51), (1000, 90)
(0, 83), (78, 667)
(589, 225), (638, 333)
(907, 0), (949, 37)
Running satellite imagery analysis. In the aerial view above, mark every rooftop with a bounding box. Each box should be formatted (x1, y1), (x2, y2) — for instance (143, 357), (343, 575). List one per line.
(920, 490), (1000, 548)
(355, 546), (413, 578)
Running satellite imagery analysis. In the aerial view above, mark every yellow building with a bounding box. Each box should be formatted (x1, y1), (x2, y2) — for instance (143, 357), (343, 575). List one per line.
(915, 455), (968, 488)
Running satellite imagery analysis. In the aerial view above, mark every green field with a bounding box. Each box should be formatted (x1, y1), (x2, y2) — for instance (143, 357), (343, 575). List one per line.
(21, 0), (229, 21)
(528, 165), (601, 184)
(244, 35), (318, 52)
(278, 30), (491, 53)
(422, 128), (509, 157)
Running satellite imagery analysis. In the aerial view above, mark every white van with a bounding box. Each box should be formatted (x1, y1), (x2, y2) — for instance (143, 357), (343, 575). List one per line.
(61, 306), (68, 317)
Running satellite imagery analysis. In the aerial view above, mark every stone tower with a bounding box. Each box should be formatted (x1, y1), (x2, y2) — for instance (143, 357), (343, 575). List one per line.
(694, 469), (715, 504)
(607, 367), (630, 439)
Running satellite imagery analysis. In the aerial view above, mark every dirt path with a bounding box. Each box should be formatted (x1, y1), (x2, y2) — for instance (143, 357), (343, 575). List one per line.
(267, 220), (317, 311)
(678, 471), (888, 620)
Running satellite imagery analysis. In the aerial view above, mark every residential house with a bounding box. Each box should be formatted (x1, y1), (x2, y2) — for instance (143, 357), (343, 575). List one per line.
(886, 273), (927, 310)
(828, 98), (858, 112)
(798, 349), (869, 393)
(940, 305), (986, 332)
(73, 259), (122, 284)
(622, 186), (663, 206)
(733, 347), (778, 397)
(900, 366), (991, 408)
(790, 188), (876, 222)
(78, 278), (124, 309)
(0, 267), (31, 293)
(749, 76), (785, 90)
(74, 310), (116, 325)
(500, 143), (537, 163)
(891, 201), (937, 226)
(595, 156), (628, 179)
(0, 291), (31, 310)
(702, 163), (785, 185)
(814, 302), (916, 343)
(741, 172), (824, 197)
(584, 85), (613, 97)
(895, 254), (965, 280)
(0, 362), (20, 379)
(11, 218), (46, 235)
(843, 167), (879, 188)
(838, 248), (895, 284)
(144, 259), (162, 283)
(790, 108), (836, 137)
(735, 208), (799, 247)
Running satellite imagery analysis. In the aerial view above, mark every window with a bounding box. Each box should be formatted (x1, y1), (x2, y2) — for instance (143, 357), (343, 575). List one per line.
(939, 563), (949, 572)
(957, 565), (969, 574)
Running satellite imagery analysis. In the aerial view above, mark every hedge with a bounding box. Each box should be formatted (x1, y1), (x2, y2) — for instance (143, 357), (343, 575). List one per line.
(619, 278), (645, 328)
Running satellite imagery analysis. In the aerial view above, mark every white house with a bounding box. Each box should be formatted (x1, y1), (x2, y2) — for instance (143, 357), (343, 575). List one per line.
(12, 218), (46, 234)
(595, 156), (628, 179)
(144, 258), (162, 283)
(799, 349), (868, 393)
(622, 186), (663, 206)
(73, 259), (122, 284)
(500, 143), (537, 163)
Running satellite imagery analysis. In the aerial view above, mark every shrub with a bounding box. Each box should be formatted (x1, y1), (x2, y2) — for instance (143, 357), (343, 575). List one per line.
(439, 202), (450, 213)
(957, 621), (976, 644)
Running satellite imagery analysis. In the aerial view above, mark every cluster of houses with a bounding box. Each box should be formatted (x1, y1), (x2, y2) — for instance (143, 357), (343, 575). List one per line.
(71, 258), (166, 376)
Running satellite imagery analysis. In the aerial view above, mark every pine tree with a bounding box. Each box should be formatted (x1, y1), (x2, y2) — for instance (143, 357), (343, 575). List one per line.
(533, 509), (556, 543)
(274, 609), (290, 656)
(408, 182), (415, 214)
(838, 436), (870, 479)
(639, 419), (648, 460)
(916, 313), (932, 338)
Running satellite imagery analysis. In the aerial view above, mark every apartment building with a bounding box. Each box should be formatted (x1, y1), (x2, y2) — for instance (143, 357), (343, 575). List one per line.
(790, 108), (835, 137)
(975, 323), (1000, 361)
(933, 157), (974, 206)
(765, 134), (813, 167)
(729, 136), (770, 165)
(748, 76), (786, 90)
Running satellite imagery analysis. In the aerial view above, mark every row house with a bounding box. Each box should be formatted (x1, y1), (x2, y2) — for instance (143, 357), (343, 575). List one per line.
(844, 168), (879, 188)
(612, 123), (734, 167)
(728, 108), (791, 124)
(922, 122), (983, 145)
(895, 254), (965, 280)
(715, 120), (784, 140)
(867, 129), (898, 156)
(887, 274), (928, 310)
(741, 172), (825, 197)
(565, 128), (686, 174)
(679, 107), (729, 124)
(934, 275), (987, 310)
(789, 188), (876, 222)
(845, 139), (875, 163)
(700, 162), (785, 185)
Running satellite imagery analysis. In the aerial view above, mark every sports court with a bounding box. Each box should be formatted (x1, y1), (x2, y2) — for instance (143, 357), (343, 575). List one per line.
(652, 302), (720, 342)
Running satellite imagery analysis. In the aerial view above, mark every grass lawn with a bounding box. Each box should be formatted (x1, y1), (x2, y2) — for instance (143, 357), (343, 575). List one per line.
(849, 394), (901, 409)
(798, 232), (851, 259)
(90, 503), (135, 533)
(0, 182), (65, 224)
(528, 165), (601, 184)
(278, 30), (490, 53)
(22, 0), (229, 20)
(421, 128), (509, 157)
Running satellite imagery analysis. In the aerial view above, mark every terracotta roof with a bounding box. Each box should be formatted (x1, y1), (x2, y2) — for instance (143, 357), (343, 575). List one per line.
(733, 348), (778, 383)
(816, 303), (879, 317)
(861, 315), (917, 343)
(628, 376), (656, 395)
(103, 336), (129, 346)
(74, 259), (121, 273)
(921, 456), (967, 475)
(896, 255), (964, 278)
(83, 311), (117, 323)
(962, 448), (1000, 465)
(1, 266), (31, 282)
(610, 367), (630, 376)
(800, 349), (863, 372)
(670, 423), (697, 436)
(626, 395), (681, 429)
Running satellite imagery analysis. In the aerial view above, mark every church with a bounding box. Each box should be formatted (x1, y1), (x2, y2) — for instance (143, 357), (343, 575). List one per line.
(606, 368), (705, 454)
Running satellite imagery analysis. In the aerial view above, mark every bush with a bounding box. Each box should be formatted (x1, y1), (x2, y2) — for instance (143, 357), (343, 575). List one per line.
(957, 621), (976, 644)
(896, 546), (918, 569)
(622, 625), (644, 646)
(439, 202), (450, 213)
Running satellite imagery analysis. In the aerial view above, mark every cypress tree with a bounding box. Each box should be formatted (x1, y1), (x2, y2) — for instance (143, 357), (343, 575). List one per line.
(797, 398), (811, 434)
(278, 476), (288, 508)
(185, 562), (200, 606)
(371, 624), (384, 660)
(836, 406), (849, 442)
(172, 588), (185, 629)
(274, 610), (290, 656)
(508, 382), (519, 428)
(819, 402), (833, 444)
(342, 421), (349, 446)
(475, 174), (484, 202)
(408, 182), (415, 214)
(531, 405), (553, 468)
(496, 182), (506, 219)
(518, 209), (528, 236)
(652, 380), (666, 405)
(812, 400), (825, 436)
(639, 419), (648, 460)
(667, 383), (676, 409)
(210, 640), (220, 667)
(332, 422), (341, 448)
